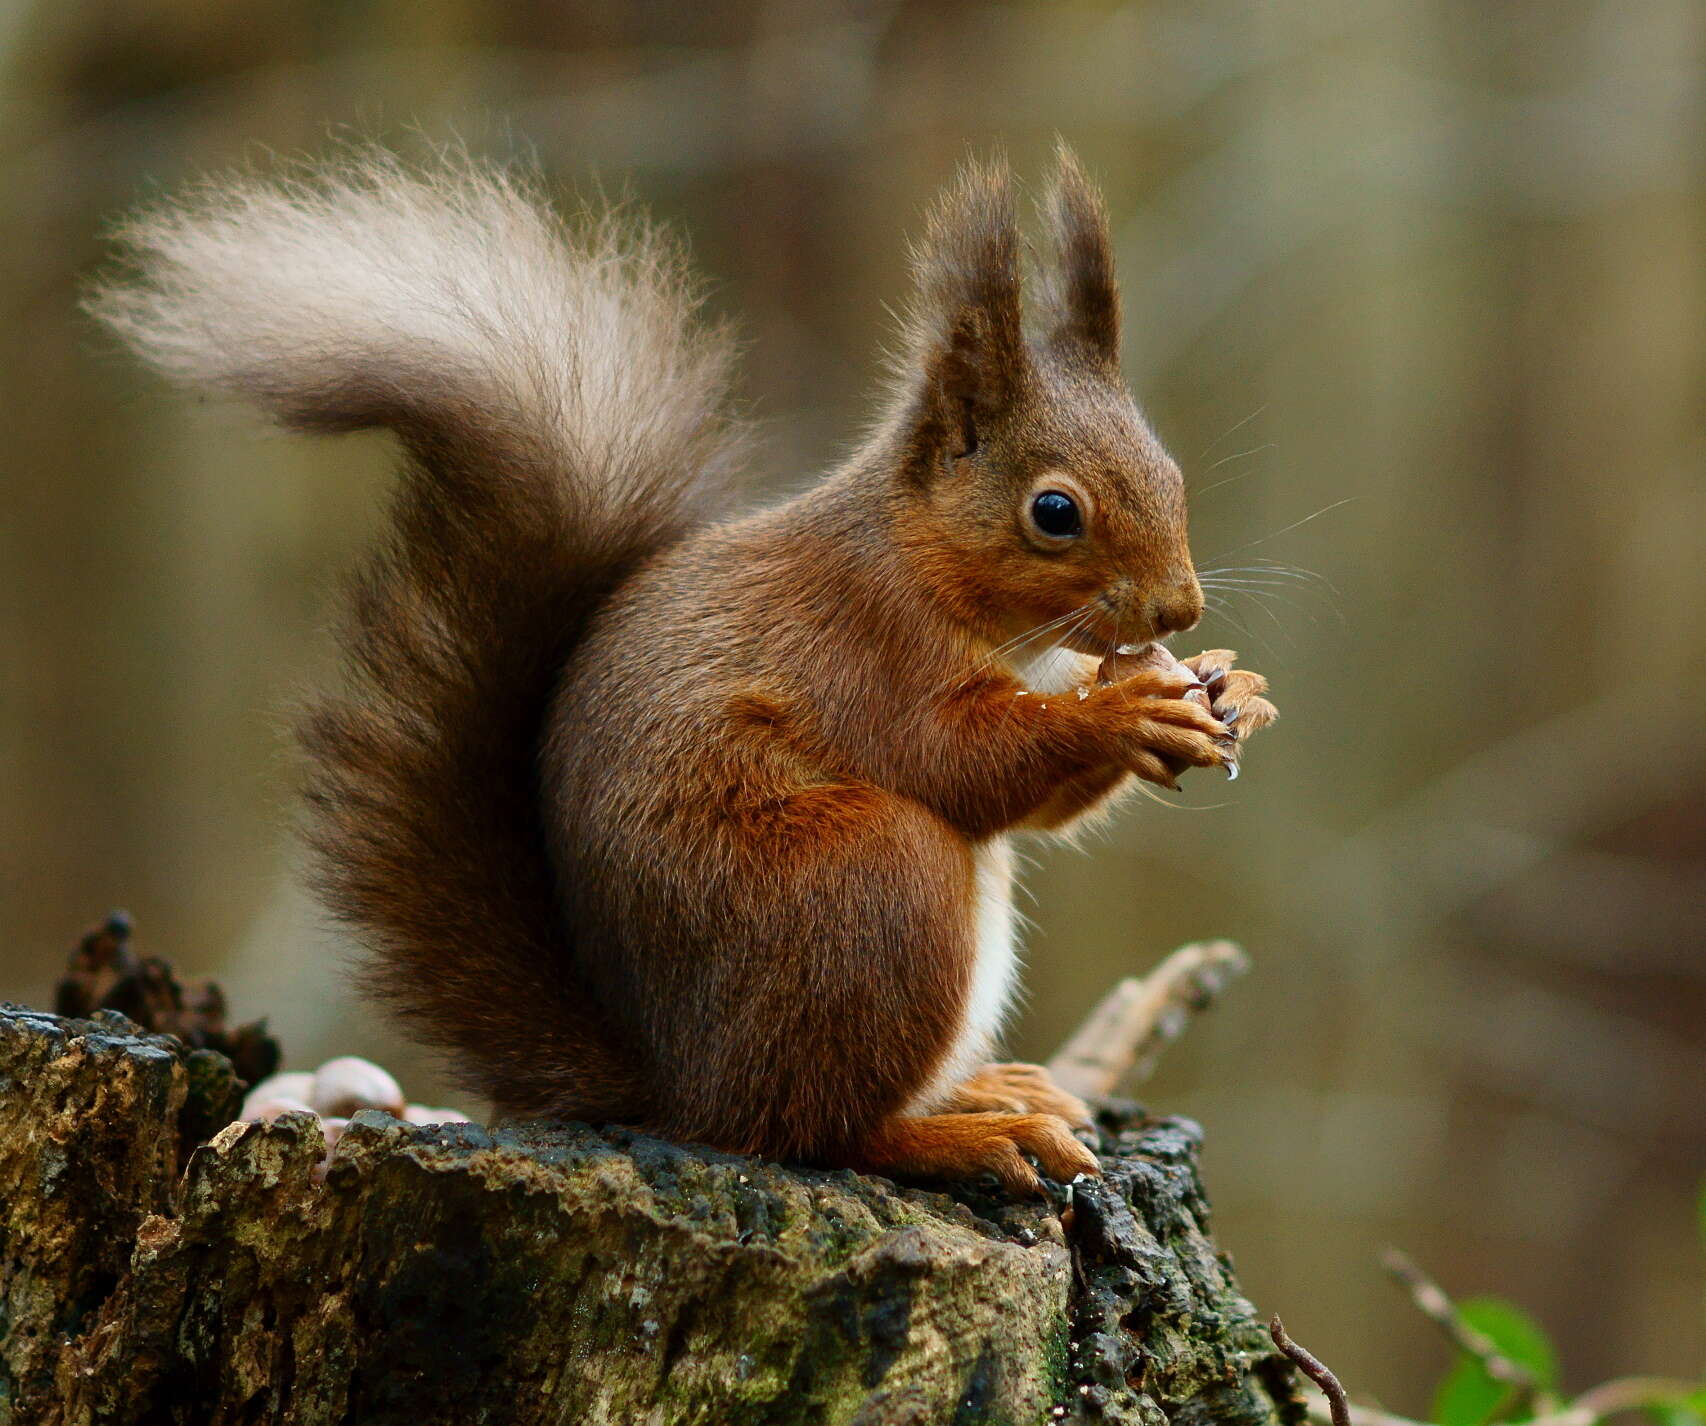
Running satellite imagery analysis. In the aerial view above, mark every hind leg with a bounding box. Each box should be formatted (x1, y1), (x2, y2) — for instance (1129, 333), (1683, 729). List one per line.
(858, 1110), (1100, 1197)
(942, 1062), (1093, 1128)
(623, 780), (984, 1164)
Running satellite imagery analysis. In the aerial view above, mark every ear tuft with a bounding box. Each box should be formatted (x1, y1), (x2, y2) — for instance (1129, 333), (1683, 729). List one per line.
(903, 154), (1029, 414)
(1041, 142), (1121, 373)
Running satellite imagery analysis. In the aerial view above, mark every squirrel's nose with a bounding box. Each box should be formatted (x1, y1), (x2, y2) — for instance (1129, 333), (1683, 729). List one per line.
(1148, 580), (1203, 637)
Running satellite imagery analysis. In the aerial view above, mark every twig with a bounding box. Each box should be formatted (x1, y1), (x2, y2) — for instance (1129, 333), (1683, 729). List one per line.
(1534, 1376), (1705, 1426)
(1379, 1249), (1539, 1400)
(1047, 940), (1249, 1099)
(1271, 1316), (1350, 1426)
(1292, 1253), (1698, 1426)
(1302, 1375), (1706, 1426)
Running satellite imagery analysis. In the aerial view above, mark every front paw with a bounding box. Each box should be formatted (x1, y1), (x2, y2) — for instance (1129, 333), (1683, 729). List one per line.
(1180, 649), (1277, 779)
(1094, 644), (1237, 789)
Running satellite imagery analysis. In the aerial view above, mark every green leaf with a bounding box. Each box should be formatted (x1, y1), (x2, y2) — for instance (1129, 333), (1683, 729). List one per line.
(1430, 1298), (1559, 1426)
(1434, 1357), (1512, 1426)
(1646, 1404), (1706, 1426)
(1648, 1391), (1706, 1426)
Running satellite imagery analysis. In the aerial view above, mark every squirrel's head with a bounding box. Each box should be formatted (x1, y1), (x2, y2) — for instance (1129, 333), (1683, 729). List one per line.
(888, 147), (1201, 659)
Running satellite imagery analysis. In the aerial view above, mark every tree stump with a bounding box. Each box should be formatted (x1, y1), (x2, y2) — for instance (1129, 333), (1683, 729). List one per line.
(0, 1002), (1300, 1425)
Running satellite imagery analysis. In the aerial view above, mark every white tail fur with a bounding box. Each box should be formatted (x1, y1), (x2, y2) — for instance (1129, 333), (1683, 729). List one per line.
(87, 146), (748, 513)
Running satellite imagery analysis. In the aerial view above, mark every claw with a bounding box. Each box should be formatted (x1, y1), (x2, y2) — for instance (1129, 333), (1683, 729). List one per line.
(1224, 760), (1240, 781)
(1221, 706), (1241, 726)
(1201, 667), (1226, 687)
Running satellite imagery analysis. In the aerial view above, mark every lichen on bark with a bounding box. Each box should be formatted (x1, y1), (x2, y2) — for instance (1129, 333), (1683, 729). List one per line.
(0, 1003), (1300, 1426)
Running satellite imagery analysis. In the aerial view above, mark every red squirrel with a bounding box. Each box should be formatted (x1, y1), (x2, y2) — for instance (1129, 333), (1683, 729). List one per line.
(90, 145), (1276, 1196)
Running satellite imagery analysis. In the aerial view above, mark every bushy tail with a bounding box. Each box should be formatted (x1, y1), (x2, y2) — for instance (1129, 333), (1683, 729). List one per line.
(88, 148), (750, 1115)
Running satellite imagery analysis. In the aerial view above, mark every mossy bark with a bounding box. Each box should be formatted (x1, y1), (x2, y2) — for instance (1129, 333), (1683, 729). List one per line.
(0, 1004), (1300, 1426)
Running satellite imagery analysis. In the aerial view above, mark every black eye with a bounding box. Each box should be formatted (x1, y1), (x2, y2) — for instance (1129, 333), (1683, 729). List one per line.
(1030, 490), (1083, 539)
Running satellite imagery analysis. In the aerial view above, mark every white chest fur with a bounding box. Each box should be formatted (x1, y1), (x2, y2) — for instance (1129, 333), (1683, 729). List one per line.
(1012, 644), (1098, 696)
(907, 642), (1093, 1112)
(912, 837), (1021, 1110)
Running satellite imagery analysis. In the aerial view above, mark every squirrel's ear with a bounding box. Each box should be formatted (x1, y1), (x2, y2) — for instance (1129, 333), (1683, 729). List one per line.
(899, 155), (1030, 470)
(1040, 143), (1121, 375)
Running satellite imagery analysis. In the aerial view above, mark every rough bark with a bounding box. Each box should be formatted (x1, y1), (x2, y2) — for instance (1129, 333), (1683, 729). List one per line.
(0, 1002), (1300, 1426)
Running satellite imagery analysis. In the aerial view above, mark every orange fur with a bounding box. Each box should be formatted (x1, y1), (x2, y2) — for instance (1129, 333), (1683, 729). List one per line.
(859, 1111), (1099, 1198)
(91, 144), (1277, 1193)
(944, 1063), (1094, 1129)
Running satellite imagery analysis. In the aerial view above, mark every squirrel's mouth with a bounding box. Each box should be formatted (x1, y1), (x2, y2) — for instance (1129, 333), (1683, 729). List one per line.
(1059, 619), (1158, 659)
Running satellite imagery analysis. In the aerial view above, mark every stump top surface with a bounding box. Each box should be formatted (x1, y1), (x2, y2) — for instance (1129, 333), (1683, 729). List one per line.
(0, 1002), (1297, 1426)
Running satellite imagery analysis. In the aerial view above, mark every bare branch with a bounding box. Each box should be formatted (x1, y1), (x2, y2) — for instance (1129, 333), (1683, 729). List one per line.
(1048, 940), (1249, 1099)
(1289, 1253), (1698, 1426)
(1302, 1376), (1705, 1426)
(1379, 1248), (1539, 1398)
(1302, 1399), (1425, 1426)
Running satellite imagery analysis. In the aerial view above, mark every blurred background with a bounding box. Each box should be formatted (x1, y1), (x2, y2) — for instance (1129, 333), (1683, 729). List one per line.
(3, 0), (1702, 1410)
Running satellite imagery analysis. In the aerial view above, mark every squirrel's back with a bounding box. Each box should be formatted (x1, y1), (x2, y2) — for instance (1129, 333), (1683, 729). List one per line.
(88, 148), (753, 1115)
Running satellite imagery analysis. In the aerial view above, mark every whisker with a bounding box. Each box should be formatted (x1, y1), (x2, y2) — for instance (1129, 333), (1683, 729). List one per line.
(1204, 580), (1344, 633)
(1191, 444), (1279, 500)
(1236, 558), (1344, 599)
(1055, 610), (1098, 670)
(1102, 617), (1131, 707)
(991, 605), (1091, 662)
(1204, 443), (1276, 474)
(1201, 572), (1311, 626)
(1200, 566), (1320, 584)
(1199, 562), (1335, 591)
(1199, 583), (1315, 602)
(1202, 584), (1316, 618)
(1191, 465), (1270, 501)
(1228, 587), (1292, 641)
(1199, 584), (1325, 624)
(946, 603), (1094, 696)
(1200, 593), (1279, 661)
(994, 608), (1098, 731)
(1228, 557), (1327, 574)
(1204, 498), (1355, 562)
(1199, 562), (1345, 628)
(1197, 403), (1268, 462)
(1199, 576), (1313, 591)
